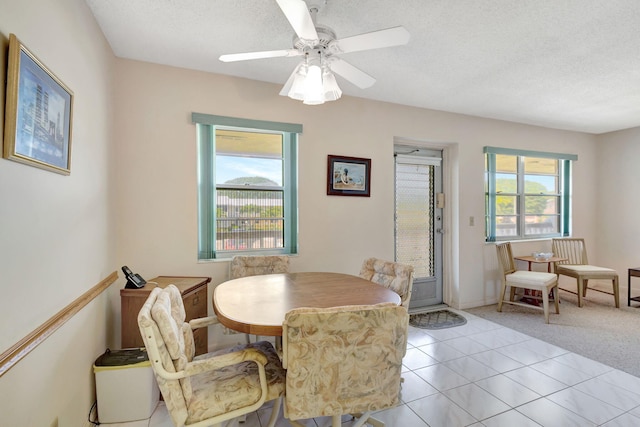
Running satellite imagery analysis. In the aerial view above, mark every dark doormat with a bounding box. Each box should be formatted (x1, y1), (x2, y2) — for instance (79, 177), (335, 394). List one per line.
(410, 310), (467, 330)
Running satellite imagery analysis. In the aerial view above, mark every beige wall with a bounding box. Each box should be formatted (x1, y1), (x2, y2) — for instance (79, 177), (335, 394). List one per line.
(111, 58), (600, 326)
(596, 126), (640, 274)
(3, 0), (639, 425)
(0, 0), (116, 425)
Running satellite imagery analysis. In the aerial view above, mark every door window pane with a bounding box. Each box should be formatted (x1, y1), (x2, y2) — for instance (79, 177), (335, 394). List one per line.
(395, 162), (433, 278)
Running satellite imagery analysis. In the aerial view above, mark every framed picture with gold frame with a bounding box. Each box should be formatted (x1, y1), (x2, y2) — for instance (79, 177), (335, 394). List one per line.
(3, 33), (74, 175)
(327, 154), (371, 197)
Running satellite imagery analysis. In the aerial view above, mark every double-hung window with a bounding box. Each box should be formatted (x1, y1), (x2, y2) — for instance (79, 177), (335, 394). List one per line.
(484, 146), (577, 242)
(193, 113), (301, 260)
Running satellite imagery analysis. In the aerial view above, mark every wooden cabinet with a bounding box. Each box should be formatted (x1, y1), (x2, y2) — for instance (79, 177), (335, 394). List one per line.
(120, 276), (211, 355)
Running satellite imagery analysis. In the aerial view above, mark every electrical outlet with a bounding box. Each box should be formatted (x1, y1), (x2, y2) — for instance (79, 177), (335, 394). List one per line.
(50, 417), (58, 427)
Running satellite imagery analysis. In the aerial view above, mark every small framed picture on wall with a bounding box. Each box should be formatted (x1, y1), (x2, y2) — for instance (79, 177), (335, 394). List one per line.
(327, 155), (371, 197)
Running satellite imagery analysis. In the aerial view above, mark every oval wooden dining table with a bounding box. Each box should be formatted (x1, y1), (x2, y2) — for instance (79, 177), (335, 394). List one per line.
(213, 272), (402, 337)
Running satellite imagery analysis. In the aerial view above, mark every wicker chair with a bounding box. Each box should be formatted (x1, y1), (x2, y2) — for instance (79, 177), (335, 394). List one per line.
(137, 285), (285, 427)
(552, 238), (619, 308)
(282, 303), (408, 427)
(359, 257), (414, 308)
(495, 242), (560, 323)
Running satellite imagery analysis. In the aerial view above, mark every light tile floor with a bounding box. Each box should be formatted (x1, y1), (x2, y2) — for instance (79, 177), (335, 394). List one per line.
(245, 309), (640, 427)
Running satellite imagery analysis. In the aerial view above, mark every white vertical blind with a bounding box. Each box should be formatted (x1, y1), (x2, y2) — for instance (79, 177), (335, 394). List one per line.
(395, 158), (434, 278)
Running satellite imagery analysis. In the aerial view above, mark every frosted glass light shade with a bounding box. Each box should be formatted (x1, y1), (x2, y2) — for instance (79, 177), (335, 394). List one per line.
(285, 58), (343, 105)
(323, 71), (342, 101)
(303, 65), (324, 105)
(287, 64), (307, 101)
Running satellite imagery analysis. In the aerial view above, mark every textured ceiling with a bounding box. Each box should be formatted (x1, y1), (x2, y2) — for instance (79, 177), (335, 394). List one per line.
(85, 0), (640, 134)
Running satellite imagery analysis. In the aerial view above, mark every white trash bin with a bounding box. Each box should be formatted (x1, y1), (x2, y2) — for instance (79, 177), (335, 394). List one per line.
(94, 348), (160, 424)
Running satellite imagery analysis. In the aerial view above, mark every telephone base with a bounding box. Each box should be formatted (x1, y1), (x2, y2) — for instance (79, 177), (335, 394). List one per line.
(125, 279), (145, 289)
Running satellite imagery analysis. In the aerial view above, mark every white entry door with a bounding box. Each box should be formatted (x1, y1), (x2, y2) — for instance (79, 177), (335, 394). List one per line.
(394, 146), (443, 310)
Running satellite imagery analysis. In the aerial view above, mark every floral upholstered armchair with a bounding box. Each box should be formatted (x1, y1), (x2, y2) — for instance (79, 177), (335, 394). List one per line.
(226, 255), (290, 343)
(359, 257), (415, 308)
(229, 255), (290, 279)
(137, 285), (285, 427)
(282, 303), (409, 427)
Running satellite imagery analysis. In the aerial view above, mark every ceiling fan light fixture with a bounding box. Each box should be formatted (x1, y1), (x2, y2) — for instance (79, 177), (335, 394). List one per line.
(287, 64), (308, 101)
(289, 55), (342, 105)
(302, 63), (325, 105)
(322, 68), (342, 101)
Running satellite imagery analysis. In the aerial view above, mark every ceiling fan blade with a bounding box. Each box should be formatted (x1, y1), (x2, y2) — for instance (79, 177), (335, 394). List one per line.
(329, 58), (376, 89)
(276, 0), (319, 41)
(219, 49), (301, 62)
(332, 26), (410, 54)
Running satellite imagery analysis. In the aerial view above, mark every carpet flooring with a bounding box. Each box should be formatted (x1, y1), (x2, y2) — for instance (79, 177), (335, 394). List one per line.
(464, 283), (640, 378)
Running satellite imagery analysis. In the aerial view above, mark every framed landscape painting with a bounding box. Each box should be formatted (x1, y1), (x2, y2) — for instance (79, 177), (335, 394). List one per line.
(327, 155), (371, 197)
(3, 34), (74, 175)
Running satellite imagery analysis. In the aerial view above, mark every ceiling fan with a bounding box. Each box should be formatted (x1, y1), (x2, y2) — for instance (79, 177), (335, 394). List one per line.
(219, 0), (410, 104)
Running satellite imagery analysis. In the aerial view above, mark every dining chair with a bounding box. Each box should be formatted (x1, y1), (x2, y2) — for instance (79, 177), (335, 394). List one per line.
(359, 257), (414, 308)
(495, 242), (560, 323)
(227, 255), (291, 343)
(137, 285), (285, 427)
(282, 303), (409, 427)
(552, 237), (620, 308)
(229, 255), (290, 279)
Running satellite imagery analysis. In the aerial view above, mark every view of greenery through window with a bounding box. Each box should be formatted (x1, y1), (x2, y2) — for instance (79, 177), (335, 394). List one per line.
(492, 154), (560, 238)
(214, 130), (285, 252)
(195, 114), (299, 259)
(215, 188), (284, 251)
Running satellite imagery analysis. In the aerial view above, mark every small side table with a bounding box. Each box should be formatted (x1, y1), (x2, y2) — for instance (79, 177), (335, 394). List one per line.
(513, 256), (567, 305)
(628, 268), (640, 306)
(121, 276), (211, 354)
(514, 255), (567, 273)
